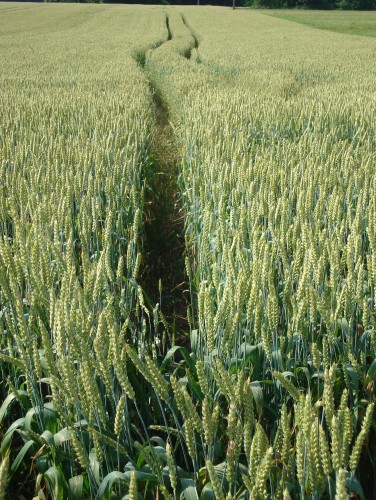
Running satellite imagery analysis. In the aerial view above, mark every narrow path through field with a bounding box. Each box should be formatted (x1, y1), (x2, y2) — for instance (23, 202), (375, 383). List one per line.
(143, 88), (188, 339)
(135, 13), (199, 340)
(181, 14), (200, 56)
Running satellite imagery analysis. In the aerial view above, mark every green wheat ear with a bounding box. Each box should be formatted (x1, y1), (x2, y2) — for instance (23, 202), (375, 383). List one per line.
(129, 470), (138, 500)
(0, 453), (10, 500)
(350, 402), (375, 471)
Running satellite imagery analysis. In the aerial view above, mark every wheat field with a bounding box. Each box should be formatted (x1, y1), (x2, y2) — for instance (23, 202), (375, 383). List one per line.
(0, 4), (375, 499)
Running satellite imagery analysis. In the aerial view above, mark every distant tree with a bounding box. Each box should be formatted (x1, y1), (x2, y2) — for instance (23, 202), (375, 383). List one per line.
(337, 0), (376, 8)
(46, 0), (103, 3)
(245, 0), (286, 8)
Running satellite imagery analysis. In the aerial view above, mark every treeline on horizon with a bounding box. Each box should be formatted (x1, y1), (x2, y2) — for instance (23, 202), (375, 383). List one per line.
(43, 0), (376, 10)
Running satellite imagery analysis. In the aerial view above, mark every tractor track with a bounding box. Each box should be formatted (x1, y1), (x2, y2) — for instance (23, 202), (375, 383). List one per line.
(133, 13), (200, 341)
